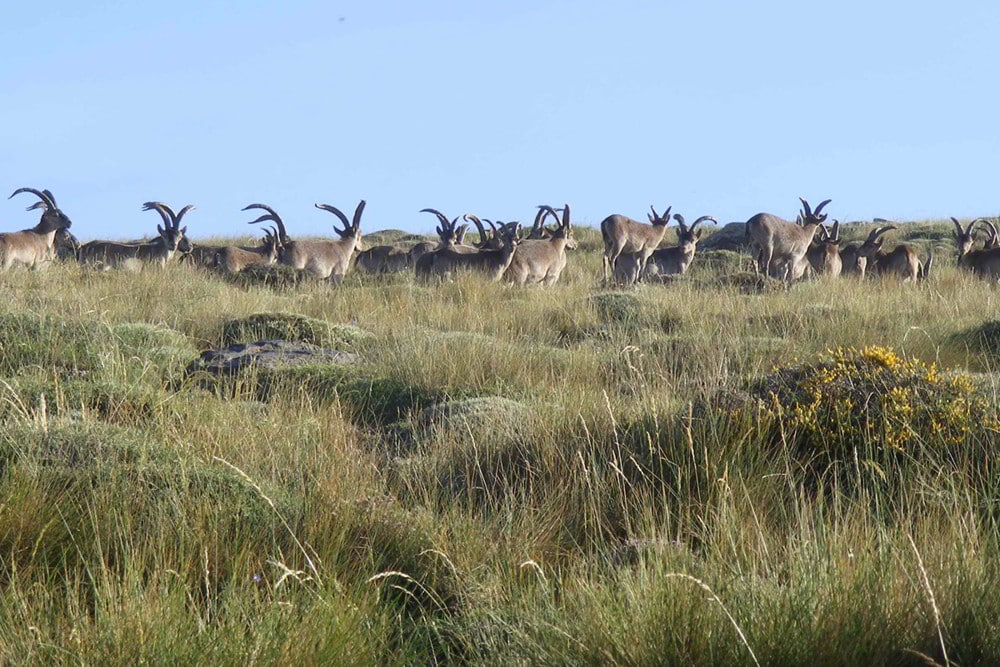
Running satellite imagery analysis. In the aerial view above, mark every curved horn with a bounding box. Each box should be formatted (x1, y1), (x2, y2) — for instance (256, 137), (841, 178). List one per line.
(649, 205), (660, 222)
(173, 205), (196, 228)
(463, 214), (489, 247)
(799, 198), (813, 218)
(243, 203), (289, 242)
(314, 203), (351, 232)
(672, 213), (688, 234)
(561, 203), (571, 228)
(690, 215), (716, 232)
(351, 200), (366, 230)
(864, 224), (897, 244)
(9, 187), (57, 210)
(25, 201), (48, 211)
(531, 208), (548, 233)
(536, 205), (561, 231)
(142, 201), (174, 230)
(976, 218), (999, 245)
(966, 217), (988, 236)
(813, 199), (832, 218)
(420, 208), (452, 232)
(829, 219), (840, 242)
(951, 217), (964, 236)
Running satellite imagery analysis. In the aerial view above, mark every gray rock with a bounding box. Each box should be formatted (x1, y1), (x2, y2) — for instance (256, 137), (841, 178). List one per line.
(187, 339), (362, 376)
(698, 221), (749, 252)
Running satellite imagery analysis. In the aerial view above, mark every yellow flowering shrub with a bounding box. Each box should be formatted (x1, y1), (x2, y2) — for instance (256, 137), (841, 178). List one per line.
(748, 346), (998, 456)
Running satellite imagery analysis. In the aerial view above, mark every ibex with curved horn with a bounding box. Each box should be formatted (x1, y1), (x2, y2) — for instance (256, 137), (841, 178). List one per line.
(1, 188), (74, 270)
(805, 220), (843, 277)
(953, 217), (1000, 281)
(78, 202), (193, 270)
(417, 220), (521, 282)
(637, 214), (716, 283)
(504, 204), (575, 286)
(600, 204), (673, 281)
(213, 225), (284, 274)
(744, 198), (831, 282)
(856, 224), (933, 282)
(246, 201), (364, 282)
(414, 209), (478, 280)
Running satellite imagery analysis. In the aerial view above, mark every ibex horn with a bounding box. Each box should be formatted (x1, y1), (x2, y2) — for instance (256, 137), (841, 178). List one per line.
(314, 203), (351, 233)
(244, 203), (289, 242)
(691, 215), (716, 232)
(10, 187), (57, 210)
(420, 208), (452, 232)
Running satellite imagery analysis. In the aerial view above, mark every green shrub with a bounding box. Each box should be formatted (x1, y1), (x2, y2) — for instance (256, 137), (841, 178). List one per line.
(219, 313), (373, 349)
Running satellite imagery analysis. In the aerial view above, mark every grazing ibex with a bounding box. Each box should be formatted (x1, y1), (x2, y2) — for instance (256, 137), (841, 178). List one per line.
(856, 224), (933, 282)
(504, 204), (575, 286)
(1, 188), (74, 269)
(354, 244), (412, 274)
(745, 198), (831, 282)
(246, 201), (364, 282)
(805, 220), (843, 277)
(78, 201), (193, 270)
(953, 217), (1000, 281)
(213, 226), (284, 274)
(600, 205), (673, 281)
(641, 214), (716, 282)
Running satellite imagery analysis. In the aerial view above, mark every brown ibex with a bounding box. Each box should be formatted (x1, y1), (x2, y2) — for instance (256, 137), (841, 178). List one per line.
(417, 221), (521, 282)
(805, 220), (843, 277)
(246, 201), (364, 282)
(744, 198), (831, 282)
(78, 201), (193, 270)
(504, 204), (575, 286)
(213, 226), (284, 274)
(856, 224), (933, 282)
(1, 188), (74, 269)
(953, 217), (1000, 281)
(600, 205), (672, 281)
(640, 214), (716, 282)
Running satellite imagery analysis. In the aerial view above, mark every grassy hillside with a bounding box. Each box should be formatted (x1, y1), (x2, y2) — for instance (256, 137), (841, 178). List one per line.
(0, 220), (996, 665)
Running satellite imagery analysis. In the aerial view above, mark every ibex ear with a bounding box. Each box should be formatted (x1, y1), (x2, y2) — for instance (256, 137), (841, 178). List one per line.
(180, 226), (187, 235)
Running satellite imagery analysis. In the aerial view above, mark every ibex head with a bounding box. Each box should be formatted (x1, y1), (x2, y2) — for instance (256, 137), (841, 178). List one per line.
(647, 205), (673, 228)
(143, 201), (194, 253)
(816, 220), (841, 245)
(10, 188), (73, 233)
(799, 198), (831, 225)
(951, 217), (981, 258)
(538, 204), (576, 249)
(673, 214), (716, 252)
(858, 223), (897, 258)
(316, 200), (365, 251)
(421, 208), (462, 247)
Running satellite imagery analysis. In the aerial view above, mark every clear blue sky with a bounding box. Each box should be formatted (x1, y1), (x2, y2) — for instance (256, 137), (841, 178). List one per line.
(3, 1), (998, 240)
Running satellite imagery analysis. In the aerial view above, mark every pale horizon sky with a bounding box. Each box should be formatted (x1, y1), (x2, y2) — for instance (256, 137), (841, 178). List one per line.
(3, 1), (998, 241)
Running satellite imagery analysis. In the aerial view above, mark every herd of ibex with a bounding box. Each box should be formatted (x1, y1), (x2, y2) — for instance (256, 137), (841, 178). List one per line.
(3, 187), (999, 284)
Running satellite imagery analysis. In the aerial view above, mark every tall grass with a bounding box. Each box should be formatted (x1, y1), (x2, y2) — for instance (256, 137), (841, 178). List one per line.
(0, 222), (996, 664)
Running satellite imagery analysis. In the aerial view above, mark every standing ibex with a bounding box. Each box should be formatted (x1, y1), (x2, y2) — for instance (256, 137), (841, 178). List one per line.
(744, 198), (831, 282)
(805, 220), (843, 277)
(856, 224), (933, 282)
(1, 188), (74, 269)
(504, 204), (575, 286)
(600, 205), (673, 281)
(246, 201), (364, 282)
(953, 217), (1000, 281)
(417, 221), (521, 282)
(78, 201), (193, 270)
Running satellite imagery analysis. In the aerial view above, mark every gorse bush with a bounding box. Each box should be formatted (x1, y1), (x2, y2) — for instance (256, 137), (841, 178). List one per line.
(747, 345), (998, 456)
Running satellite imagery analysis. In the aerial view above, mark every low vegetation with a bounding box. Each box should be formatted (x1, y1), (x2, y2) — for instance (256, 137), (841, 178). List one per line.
(0, 218), (996, 665)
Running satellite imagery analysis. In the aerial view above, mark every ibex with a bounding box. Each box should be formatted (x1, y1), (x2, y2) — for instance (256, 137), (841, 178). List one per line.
(354, 244), (412, 274)
(504, 204), (575, 286)
(981, 219), (999, 249)
(744, 198), (831, 282)
(856, 224), (933, 282)
(1, 188), (74, 269)
(805, 220), (843, 277)
(414, 209), (475, 280)
(213, 226), (284, 274)
(600, 205), (673, 281)
(246, 201), (364, 282)
(641, 214), (716, 282)
(417, 221), (521, 282)
(78, 202), (193, 270)
(953, 217), (1000, 281)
